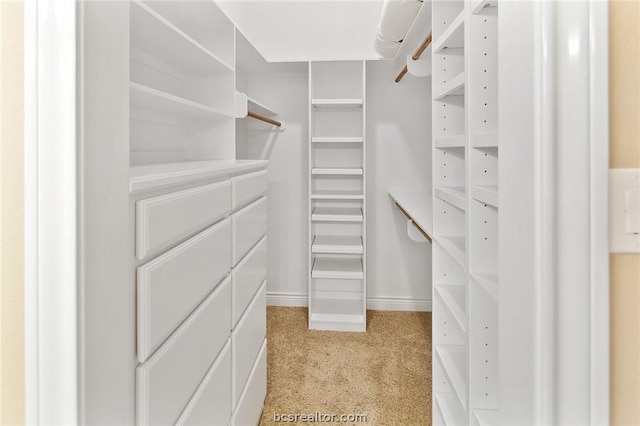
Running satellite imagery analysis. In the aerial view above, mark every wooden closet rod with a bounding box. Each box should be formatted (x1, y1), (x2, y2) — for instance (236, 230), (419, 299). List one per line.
(248, 110), (282, 127)
(395, 31), (433, 83)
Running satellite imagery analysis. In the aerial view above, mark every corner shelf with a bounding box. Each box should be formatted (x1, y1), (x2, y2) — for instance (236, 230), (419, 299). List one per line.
(312, 258), (363, 280)
(433, 9), (465, 53)
(434, 345), (468, 409)
(434, 72), (466, 100)
(312, 236), (364, 255)
(312, 98), (363, 108)
(311, 207), (363, 222)
(435, 186), (466, 211)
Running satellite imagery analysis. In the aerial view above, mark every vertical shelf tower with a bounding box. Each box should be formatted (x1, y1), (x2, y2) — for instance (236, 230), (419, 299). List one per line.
(431, 0), (499, 425)
(308, 61), (367, 332)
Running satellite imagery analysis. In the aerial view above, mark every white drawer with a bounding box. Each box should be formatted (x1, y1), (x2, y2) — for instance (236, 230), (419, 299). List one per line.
(232, 197), (267, 265)
(137, 219), (231, 362)
(175, 340), (232, 426)
(232, 282), (266, 407)
(232, 170), (267, 210)
(232, 237), (267, 327)
(231, 338), (267, 426)
(136, 180), (231, 260)
(136, 278), (231, 426)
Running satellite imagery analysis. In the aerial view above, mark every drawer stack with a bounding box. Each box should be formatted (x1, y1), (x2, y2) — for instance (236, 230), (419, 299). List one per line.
(132, 167), (268, 426)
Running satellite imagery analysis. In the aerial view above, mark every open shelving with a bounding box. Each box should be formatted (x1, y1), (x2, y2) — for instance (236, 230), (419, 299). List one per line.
(312, 258), (364, 280)
(311, 190), (364, 200)
(311, 236), (364, 255)
(435, 345), (468, 410)
(311, 136), (364, 144)
(311, 99), (363, 108)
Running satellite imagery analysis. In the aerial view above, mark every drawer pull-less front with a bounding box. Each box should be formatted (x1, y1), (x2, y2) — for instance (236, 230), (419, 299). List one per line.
(136, 278), (231, 426)
(232, 197), (267, 265)
(232, 170), (267, 210)
(136, 180), (231, 260)
(232, 237), (267, 326)
(231, 338), (267, 426)
(137, 219), (231, 362)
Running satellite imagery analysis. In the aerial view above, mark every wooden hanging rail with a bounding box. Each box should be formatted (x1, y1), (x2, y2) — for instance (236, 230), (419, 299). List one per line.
(395, 31), (433, 83)
(247, 110), (282, 127)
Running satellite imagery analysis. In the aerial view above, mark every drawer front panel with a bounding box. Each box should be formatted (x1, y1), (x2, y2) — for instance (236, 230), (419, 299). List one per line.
(137, 219), (232, 362)
(231, 339), (267, 426)
(232, 197), (267, 265)
(232, 282), (266, 406)
(232, 170), (267, 210)
(136, 278), (231, 426)
(176, 341), (232, 426)
(232, 237), (267, 327)
(136, 180), (231, 260)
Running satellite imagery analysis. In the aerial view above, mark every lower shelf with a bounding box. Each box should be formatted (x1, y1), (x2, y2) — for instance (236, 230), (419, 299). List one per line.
(312, 257), (364, 280)
(312, 235), (364, 254)
(309, 298), (365, 332)
(435, 393), (466, 425)
(434, 345), (467, 410)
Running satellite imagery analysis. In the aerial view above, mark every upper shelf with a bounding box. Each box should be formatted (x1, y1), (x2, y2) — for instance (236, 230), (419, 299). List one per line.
(433, 10), (465, 53)
(389, 190), (433, 242)
(130, 0), (234, 79)
(433, 72), (465, 100)
(312, 99), (363, 108)
(247, 96), (278, 117)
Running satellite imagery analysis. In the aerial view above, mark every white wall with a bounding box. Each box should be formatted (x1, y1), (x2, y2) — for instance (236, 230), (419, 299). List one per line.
(240, 61), (431, 310)
(366, 60), (432, 310)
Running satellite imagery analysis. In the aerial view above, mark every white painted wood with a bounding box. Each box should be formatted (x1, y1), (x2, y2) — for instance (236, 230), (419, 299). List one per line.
(406, 49), (432, 78)
(433, 10), (465, 53)
(473, 409), (499, 426)
(389, 190), (434, 239)
(435, 186), (467, 211)
(311, 207), (363, 222)
(433, 72), (466, 100)
(175, 341), (232, 426)
(232, 283), (267, 407)
(232, 197), (268, 265)
(435, 135), (466, 148)
(310, 190), (364, 200)
(435, 286), (466, 332)
(232, 238), (267, 326)
(311, 136), (363, 143)
(136, 278), (231, 426)
(129, 160), (268, 194)
(309, 298), (365, 331)
(137, 219), (232, 362)
(312, 235), (363, 254)
(470, 133), (499, 149)
(471, 185), (499, 207)
(231, 339), (267, 426)
(470, 272), (498, 302)
(135, 180), (231, 260)
(312, 258), (364, 280)
(435, 393), (466, 426)
(435, 345), (467, 410)
(311, 98), (363, 108)
(311, 168), (363, 176)
(247, 96), (278, 117)
(232, 170), (268, 210)
(435, 236), (465, 268)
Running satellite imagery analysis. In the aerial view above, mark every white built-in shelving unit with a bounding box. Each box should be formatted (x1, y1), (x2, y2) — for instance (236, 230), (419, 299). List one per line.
(431, 1), (499, 425)
(308, 61), (367, 332)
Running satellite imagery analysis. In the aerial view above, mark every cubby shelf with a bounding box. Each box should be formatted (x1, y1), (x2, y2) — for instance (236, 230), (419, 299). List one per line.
(474, 409), (499, 425)
(471, 133), (499, 148)
(470, 272), (498, 302)
(435, 285), (467, 332)
(433, 72), (466, 100)
(312, 236), (364, 254)
(311, 190), (364, 200)
(435, 186), (466, 211)
(435, 393), (466, 426)
(435, 345), (468, 410)
(311, 207), (363, 222)
(311, 168), (363, 176)
(130, 82), (233, 121)
(130, 0), (233, 78)
(436, 236), (466, 268)
(312, 258), (364, 280)
(312, 98), (363, 108)
(435, 135), (466, 148)
(311, 136), (364, 143)
(471, 185), (499, 207)
(433, 9), (465, 53)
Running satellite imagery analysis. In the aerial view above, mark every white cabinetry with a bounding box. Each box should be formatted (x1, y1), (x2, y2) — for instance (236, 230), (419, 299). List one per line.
(308, 61), (367, 332)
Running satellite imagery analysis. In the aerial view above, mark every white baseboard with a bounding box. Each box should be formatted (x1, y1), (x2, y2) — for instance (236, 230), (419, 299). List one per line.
(266, 292), (432, 312)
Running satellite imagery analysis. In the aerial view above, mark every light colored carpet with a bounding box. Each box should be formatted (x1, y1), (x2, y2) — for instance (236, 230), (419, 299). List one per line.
(259, 307), (432, 425)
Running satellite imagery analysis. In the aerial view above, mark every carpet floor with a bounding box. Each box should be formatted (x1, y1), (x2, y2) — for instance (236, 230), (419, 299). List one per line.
(259, 307), (432, 426)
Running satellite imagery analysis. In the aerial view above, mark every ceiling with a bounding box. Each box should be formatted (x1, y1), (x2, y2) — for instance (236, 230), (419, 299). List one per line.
(217, 0), (386, 63)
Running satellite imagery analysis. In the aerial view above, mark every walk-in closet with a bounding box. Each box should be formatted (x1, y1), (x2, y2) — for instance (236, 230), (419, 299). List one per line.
(22, 0), (618, 425)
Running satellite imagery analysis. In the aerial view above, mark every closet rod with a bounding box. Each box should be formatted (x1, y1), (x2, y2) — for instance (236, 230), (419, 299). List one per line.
(248, 110), (282, 127)
(395, 31), (433, 83)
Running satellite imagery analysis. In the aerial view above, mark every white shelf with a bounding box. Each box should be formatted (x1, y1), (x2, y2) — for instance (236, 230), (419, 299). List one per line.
(471, 133), (498, 148)
(311, 136), (364, 143)
(311, 168), (363, 176)
(472, 185), (499, 207)
(470, 272), (498, 302)
(435, 186), (466, 211)
(435, 285), (467, 332)
(435, 393), (466, 426)
(311, 207), (363, 222)
(312, 236), (364, 255)
(311, 190), (364, 200)
(435, 345), (467, 409)
(433, 9), (465, 53)
(129, 160), (268, 194)
(474, 409), (499, 425)
(434, 72), (466, 100)
(130, 0), (233, 78)
(436, 236), (466, 267)
(310, 298), (364, 326)
(388, 190), (433, 239)
(472, 0), (499, 15)
(435, 135), (466, 148)
(130, 82), (233, 121)
(312, 258), (363, 280)
(247, 96), (278, 117)
(312, 98), (363, 108)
